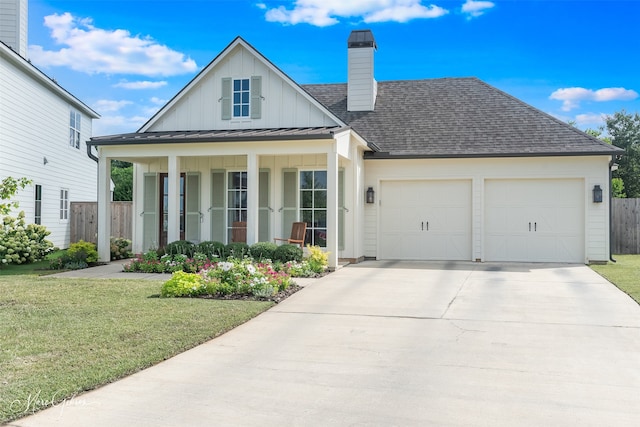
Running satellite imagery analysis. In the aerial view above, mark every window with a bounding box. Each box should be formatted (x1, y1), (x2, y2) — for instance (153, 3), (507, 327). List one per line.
(227, 171), (247, 242)
(233, 79), (250, 117)
(35, 185), (42, 225)
(69, 110), (81, 149)
(60, 189), (69, 220)
(300, 170), (327, 247)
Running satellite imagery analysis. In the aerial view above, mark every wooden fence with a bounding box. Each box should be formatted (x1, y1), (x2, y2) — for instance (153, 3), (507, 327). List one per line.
(70, 202), (132, 245)
(612, 198), (640, 254)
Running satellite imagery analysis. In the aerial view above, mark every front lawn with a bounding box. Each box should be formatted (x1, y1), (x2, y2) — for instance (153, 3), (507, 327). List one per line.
(0, 250), (66, 276)
(591, 255), (640, 304)
(0, 275), (273, 424)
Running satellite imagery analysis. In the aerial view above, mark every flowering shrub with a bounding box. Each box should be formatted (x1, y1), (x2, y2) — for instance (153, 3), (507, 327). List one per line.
(306, 245), (328, 274)
(0, 211), (53, 266)
(110, 237), (132, 260)
(199, 258), (292, 298)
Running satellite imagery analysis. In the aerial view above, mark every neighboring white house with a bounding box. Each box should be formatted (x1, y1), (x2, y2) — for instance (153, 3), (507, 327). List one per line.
(0, 0), (100, 248)
(89, 30), (622, 268)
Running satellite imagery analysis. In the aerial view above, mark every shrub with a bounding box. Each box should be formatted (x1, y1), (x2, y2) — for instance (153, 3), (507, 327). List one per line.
(306, 245), (329, 274)
(250, 242), (278, 261)
(198, 258), (291, 298)
(226, 242), (250, 259)
(67, 240), (99, 264)
(164, 240), (196, 257)
(197, 241), (225, 259)
(160, 271), (206, 297)
(110, 237), (132, 260)
(273, 244), (303, 263)
(0, 211), (53, 266)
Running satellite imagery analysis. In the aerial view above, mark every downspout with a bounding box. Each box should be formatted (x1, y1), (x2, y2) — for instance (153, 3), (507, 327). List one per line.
(609, 157), (616, 263)
(86, 142), (99, 162)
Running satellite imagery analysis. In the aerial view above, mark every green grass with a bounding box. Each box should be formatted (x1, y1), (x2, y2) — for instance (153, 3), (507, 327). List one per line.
(0, 275), (273, 423)
(591, 255), (640, 304)
(0, 251), (66, 276)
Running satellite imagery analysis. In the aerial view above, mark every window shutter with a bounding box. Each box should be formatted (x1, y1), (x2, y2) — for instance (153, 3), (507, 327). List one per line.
(250, 76), (262, 119)
(221, 78), (232, 120)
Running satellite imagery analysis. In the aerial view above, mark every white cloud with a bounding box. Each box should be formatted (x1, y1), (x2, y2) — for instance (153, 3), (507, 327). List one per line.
(92, 115), (147, 136)
(549, 87), (638, 111)
(264, 0), (448, 26)
(93, 99), (133, 113)
(574, 113), (608, 128)
(150, 97), (167, 105)
(29, 13), (198, 77)
(461, 0), (495, 19)
(113, 80), (168, 90)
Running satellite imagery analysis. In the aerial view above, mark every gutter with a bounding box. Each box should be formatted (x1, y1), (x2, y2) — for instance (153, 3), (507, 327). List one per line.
(609, 157), (620, 263)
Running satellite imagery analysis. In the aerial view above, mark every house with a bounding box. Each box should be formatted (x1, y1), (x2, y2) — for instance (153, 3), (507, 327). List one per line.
(0, 0), (100, 248)
(89, 30), (622, 268)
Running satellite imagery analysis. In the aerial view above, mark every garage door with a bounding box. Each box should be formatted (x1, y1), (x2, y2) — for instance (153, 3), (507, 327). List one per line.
(485, 179), (584, 263)
(379, 180), (472, 260)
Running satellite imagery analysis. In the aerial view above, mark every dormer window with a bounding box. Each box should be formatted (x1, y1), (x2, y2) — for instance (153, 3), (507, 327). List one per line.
(233, 79), (250, 117)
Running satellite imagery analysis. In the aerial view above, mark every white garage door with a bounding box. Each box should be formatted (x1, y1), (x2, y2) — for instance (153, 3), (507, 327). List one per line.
(379, 180), (472, 260)
(485, 179), (584, 263)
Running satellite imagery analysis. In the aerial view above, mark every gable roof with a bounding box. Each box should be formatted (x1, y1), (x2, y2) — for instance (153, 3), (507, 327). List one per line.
(138, 36), (345, 132)
(303, 77), (622, 158)
(0, 41), (99, 119)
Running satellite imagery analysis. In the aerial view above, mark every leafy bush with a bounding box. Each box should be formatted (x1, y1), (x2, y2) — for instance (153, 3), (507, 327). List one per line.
(161, 271), (206, 297)
(110, 237), (132, 260)
(0, 211), (53, 266)
(199, 258), (291, 298)
(226, 242), (250, 259)
(306, 245), (329, 274)
(273, 244), (303, 263)
(250, 242), (278, 261)
(197, 241), (225, 259)
(164, 240), (195, 257)
(67, 240), (99, 264)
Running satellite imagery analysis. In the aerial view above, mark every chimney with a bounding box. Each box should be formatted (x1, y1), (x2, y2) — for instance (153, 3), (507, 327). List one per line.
(347, 29), (377, 112)
(0, 0), (28, 58)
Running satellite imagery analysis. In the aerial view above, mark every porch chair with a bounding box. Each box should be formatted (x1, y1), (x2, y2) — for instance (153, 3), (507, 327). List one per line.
(231, 221), (247, 243)
(274, 222), (307, 248)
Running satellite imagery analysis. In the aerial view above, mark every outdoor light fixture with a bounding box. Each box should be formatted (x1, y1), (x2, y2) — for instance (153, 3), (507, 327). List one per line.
(366, 187), (375, 204)
(593, 185), (603, 203)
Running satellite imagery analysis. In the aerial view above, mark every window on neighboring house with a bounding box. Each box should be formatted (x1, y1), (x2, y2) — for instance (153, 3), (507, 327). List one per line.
(60, 189), (69, 220)
(69, 109), (81, 149)
(233, 79), (250, 118)
(34, 185), (42, 225)
(300, 170), (327, 247)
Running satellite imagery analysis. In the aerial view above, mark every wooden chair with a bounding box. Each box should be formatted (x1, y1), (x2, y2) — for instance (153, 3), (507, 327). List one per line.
(231, 221), (247, 243)
(274, 222), (307, 248)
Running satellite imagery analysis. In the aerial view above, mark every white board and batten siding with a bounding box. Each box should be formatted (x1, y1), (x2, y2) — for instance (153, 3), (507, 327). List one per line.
(0, 45), (97, 248)
(146, 44), (340, 132)
(364, 156), (611, 264)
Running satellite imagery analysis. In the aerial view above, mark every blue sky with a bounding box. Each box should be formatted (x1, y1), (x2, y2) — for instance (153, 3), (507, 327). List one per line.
(26, 0), (640, 136)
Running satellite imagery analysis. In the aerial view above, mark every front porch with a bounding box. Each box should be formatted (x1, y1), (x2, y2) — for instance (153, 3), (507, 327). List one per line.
(91, 129), (368, 269)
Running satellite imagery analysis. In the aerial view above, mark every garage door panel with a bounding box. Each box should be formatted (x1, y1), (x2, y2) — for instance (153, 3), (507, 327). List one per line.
(380, 180), (471, 261)
(485, 179), (584, 263)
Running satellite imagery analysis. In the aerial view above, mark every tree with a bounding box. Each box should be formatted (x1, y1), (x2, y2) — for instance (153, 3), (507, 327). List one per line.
(607, 111), (640, 198)
(111, 161), (133, 201)
(0, 176), (32, 215)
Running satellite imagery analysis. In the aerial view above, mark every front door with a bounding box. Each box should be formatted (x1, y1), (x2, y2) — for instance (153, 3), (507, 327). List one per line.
(159, 173), (185, 247)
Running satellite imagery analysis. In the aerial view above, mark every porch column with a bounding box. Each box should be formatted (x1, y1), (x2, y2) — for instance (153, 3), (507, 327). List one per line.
(327, 146), (339, 269)
(97, 155), (111, 262)
(167, 155), (180, 244)
(246, 152), (258, 244)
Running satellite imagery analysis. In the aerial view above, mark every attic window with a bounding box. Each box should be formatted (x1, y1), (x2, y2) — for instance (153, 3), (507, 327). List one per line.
(221, 76), (262, 120)
(233, 79), (250, 117)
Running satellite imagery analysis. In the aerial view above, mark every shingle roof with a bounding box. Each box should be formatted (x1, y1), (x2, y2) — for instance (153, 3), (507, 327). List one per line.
(303, 78), (622, 158)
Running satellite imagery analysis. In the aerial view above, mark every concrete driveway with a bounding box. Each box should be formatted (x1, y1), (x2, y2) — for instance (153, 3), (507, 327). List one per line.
(12, 261), (640, 426)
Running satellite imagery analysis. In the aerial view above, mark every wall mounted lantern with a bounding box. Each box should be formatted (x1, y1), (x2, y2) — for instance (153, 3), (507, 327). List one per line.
(593, 185), (603, 203)
(366, 187), (375, 204)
